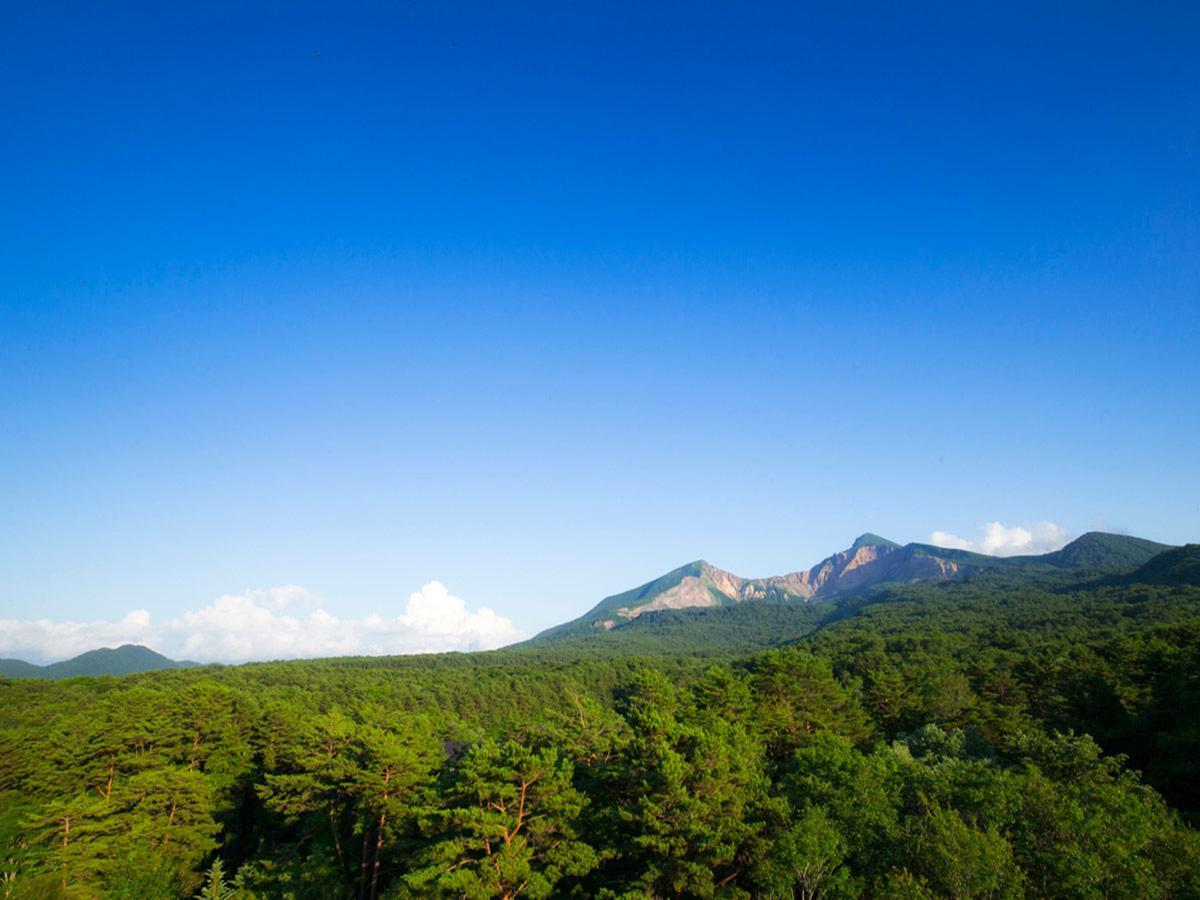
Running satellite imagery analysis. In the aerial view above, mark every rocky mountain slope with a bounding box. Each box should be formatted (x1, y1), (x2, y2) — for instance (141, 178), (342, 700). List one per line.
(533, 531), (1172, 640)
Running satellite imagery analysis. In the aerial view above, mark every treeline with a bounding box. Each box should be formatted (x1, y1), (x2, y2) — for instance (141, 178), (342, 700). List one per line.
(1, 560), (1199, 898)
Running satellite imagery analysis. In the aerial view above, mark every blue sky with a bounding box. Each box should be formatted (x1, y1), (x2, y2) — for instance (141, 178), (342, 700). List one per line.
(1, 2), (1197, 660)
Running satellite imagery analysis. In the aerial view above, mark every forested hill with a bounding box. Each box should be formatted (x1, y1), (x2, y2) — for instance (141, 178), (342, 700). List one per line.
(518, 542), (1197, 662)
(1, 543), (1197, 897)
(1121, 542), (1200, 585)
(0, 644), (196, 680)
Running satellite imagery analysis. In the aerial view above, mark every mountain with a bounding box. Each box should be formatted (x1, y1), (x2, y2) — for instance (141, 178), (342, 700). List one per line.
(1122, 544), (1200, 586)
(536, 533), (969, 639)
(0, 658), (44, 678)
(1036, 532), (1174, 570)
(533, 531), (1173, 641)
(0, 644), (198, 680)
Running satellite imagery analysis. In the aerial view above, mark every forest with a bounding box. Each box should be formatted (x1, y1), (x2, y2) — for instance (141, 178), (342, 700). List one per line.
(1, 546), (1198, 898)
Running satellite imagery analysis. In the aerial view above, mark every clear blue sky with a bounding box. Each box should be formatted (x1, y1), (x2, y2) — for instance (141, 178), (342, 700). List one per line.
(1, 1), (1197, 647)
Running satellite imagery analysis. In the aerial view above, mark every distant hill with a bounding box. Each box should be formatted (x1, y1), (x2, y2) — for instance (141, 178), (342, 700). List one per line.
(0, 644), (198, 680)
(0, 658), (44, 678)
(1123, 544), (1200, 586)
(1032, 532), (1173, 570)
(531, 531), (1174, 641)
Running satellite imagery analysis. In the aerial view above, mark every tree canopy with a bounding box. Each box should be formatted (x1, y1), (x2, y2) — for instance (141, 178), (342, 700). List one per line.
(2, 555), (1199, 897)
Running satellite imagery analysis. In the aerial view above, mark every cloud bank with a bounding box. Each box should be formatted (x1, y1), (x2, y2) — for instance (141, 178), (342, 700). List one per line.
(0, 583), (520, 665)
(929, 521), (1070, 557)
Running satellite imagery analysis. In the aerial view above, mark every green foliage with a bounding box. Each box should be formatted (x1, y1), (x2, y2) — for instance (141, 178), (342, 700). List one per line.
(195, 859), (234, 900)
(1, 547), (1199, 896)
(755, 805), (853, 900)
(1041, 532), (1172, 571)
(1123, 543), (1200, 585)
(612, 670), (775, 896)
(403, 740), (595, 898)
(908, 805), (1024, 899)
(746, 649), (874, 759)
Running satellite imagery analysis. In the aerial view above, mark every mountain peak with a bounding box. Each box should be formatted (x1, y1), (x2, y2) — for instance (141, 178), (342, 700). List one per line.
(0, 644), (195, 680)
(530, 530), (1178, 644)
(850, 533), (900, 551)
(1044, 532), (1172, 569)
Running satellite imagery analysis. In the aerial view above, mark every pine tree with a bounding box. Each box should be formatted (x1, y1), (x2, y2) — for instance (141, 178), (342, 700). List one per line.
(197, 859), (235, 900)
(404, 739), (596, 899)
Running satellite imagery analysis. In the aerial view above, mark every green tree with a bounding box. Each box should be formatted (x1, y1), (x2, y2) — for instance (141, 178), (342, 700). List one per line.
(748, 651), (873, 761)
(404, 739), (596, 899)
(196, 859), (234, 900)
(908, 805), (1023, 900)
(353, 719), (442, 900)
(615, 670), (774, 897)
(756, 805), (852, 900)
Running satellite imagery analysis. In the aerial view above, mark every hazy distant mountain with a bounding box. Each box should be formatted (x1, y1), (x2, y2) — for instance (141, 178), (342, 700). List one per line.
(0, 658), (45, 678)
(0, 644), (199, 680)
(533, 531), (1172, 640)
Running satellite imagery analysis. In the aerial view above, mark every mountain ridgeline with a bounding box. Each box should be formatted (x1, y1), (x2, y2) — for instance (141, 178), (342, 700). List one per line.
(533, 531), (1172, 640)
(0, 644), (196, 680)
(0, 534), (1175, 678)
(2, 537), (1198, 897)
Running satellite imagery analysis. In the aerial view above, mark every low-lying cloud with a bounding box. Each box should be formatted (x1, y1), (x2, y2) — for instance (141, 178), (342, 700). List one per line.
(0, 582), (520, 665)
(929, 521), (1070, 557)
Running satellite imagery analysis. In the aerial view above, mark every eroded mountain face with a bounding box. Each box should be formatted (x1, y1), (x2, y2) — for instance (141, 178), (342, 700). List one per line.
(533, 532), (1174, 640)
(782, 540), (898, 596)
(608, 535), (954, 624)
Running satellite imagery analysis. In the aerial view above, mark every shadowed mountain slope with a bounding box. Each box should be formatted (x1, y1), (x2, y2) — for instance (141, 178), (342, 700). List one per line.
(1122, 543), (1200, 586)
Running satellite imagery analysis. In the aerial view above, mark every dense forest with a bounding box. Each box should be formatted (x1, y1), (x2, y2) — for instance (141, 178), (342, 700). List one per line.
(2, 545), (1198, 898)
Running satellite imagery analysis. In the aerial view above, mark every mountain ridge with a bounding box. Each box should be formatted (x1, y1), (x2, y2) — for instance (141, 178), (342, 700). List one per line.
(533, 531), (1173, 641)
(0, 644), (199, 680)
(1119, 543), (1200, 586)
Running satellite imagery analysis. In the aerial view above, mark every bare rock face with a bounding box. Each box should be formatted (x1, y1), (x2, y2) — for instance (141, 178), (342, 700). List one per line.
(602, 534), (965, 624)
(793, 542), (895, 595)
(616, 572), (727, 617)
(531, 532), (1174, 641)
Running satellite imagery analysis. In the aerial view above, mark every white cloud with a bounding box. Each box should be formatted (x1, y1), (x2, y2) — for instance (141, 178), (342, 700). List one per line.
(929, 521), (1070, 557)
(0, 609), (158, 664)
(0, 582), (521, 665)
